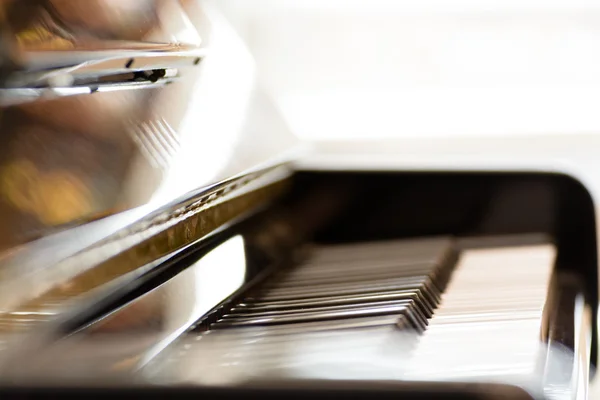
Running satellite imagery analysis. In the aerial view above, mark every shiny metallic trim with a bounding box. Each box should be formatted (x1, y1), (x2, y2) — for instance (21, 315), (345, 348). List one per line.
(7, 48), (205, 87)
(1, 45), (205, 105)
(19, 45), (204, 70)
(0, 78), (177, 106)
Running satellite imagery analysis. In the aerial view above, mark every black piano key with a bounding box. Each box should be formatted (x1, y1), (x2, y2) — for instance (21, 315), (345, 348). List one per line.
(234, 289), (435, 320)
(245, 282), (441, 320)
(214, 302), (410, 326)
(220, 299), (429, 328)
(233, 291), (434, 312)
(210, 314), (417, 336)
(249, 279), (441, 308)
(214, 303), (428, 334)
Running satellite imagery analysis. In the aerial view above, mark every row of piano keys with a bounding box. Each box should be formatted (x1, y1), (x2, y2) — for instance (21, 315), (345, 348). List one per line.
(145, 235), (560, 393)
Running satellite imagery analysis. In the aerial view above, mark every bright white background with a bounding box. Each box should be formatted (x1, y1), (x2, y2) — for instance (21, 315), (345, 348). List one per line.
(215, 0), (600, 141)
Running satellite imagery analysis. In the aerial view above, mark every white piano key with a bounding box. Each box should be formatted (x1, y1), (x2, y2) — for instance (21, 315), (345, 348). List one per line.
(404, 243), (555, 381)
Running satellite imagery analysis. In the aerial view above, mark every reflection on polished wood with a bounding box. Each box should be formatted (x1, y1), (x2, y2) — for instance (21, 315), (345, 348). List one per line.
(0, 166), (290, 332)
(0, 0), (207, 249)
(0, 0), (298, 259)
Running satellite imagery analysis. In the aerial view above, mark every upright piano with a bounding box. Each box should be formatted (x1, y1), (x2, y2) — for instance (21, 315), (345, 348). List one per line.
(0, 2), (598, 399)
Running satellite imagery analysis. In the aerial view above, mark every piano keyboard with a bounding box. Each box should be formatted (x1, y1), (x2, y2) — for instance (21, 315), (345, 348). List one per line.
(212, 237), (457, 335)
(145, 236), (558, 388)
